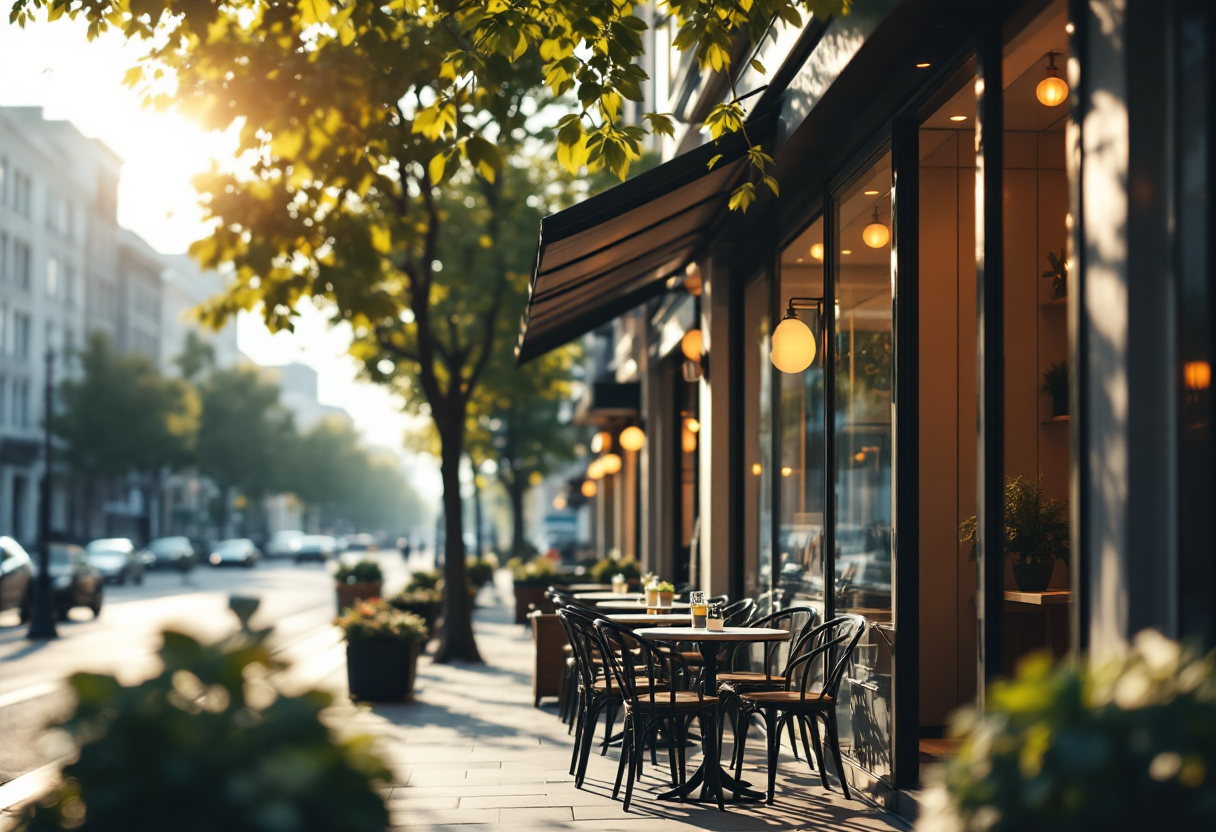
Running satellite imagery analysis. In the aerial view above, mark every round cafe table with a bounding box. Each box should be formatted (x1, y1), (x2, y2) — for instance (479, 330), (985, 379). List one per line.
(574, 591), (644, 601)
(633, 626), (791, 803)
(596, 600), (691, 611)
(606, 612), (693, 626)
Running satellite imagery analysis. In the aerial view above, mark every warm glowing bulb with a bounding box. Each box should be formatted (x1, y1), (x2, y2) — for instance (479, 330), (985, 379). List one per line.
(587, 460), (605, 480)
(948, 115), (968, 122)
(863, 212), (890, 248)
(528, 471), (544, 487)
(1036, 74), (1069, 107)
(581, 480), (598, 498)
(752, 463), (762, 476)
(553, 496), (568, 510)
(591, 431), (612, 454)
(681, 329), (703, 362)
(682, 428), (698, 453)
(842, 249), (853, 255)
(685, 418), (700, 434)
(916, 62), (930, 68)
(809, 242), (824, 261)
(781, 466), (793, 477)
(684, 268), (703, 296)
(771, 315), (816, 373)
(600, 452), (622, 475)
(1185, 361), (1211, 391)
(619, 426), (646, 452)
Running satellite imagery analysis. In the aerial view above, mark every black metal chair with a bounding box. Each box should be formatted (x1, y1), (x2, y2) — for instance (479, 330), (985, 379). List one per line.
(595, 618), (725, 812)
(733, 614), (867, 803)
(715, 607), (820, 769)
(559, 607), (626, 787)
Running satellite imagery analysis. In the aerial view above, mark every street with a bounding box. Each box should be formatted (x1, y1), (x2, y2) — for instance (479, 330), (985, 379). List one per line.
(0, 549), (420, 789)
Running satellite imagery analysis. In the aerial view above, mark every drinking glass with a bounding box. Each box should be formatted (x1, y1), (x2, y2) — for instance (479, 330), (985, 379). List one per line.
(690, 591), (707, 627)
(706, 602), (724, 632)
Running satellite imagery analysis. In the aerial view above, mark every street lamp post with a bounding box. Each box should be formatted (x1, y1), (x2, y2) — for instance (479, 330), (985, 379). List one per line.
(27, 348), (58, 640)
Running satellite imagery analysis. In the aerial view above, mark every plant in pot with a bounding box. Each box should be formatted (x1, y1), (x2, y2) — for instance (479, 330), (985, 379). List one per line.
(512, 558), (557, 625)
(20, 620), (391, 831)
(1042, 247), (1068, 301)
(590, 556), (642, 586)
(334, 560), (384, 614)
(918, 630), (1216, 832)
(1041, 361), (1069, 418)
(652, 580), (675, 608)
(466, 556), (496, 591)
(389, 588), (443, 631)
(960, 475), (1068, 592)
(337, 599), (429, 702)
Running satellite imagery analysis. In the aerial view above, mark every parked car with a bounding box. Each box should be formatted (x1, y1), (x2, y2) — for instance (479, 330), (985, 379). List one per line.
(208, 538), (261, 568)
(85, 538), (144, 585)
(38, 543), (103, 620)
(141, 536), (196, 570)
(340, 533), (378, 552)
(294, 535), (338, 563)
(0, 537), (33, 618)
(265, 530), (305, 559)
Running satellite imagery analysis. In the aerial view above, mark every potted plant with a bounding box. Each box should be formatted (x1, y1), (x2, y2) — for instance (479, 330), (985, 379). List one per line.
(960, 475), (1068, 592)
(654, 580), (675, 608)
(919, 630), (1216, 832)
(20, 621), (391, 831)
(590, 556), (642, 586)
(337, 599), (429, 701)
(467, 556), (496, 591)
(389, 588), (443, 631)
(512, 558), (557, 625)
(644, 578), (660, 607)
(1042, 247), (1068, 300)
(1041, 361), (1069, 418)
(334, 560), (384, 614)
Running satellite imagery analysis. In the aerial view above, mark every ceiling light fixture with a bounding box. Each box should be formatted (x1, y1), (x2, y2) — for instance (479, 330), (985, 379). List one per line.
(809, 242), (824, 261)
(842, 249), (853, 255)
(619, 426), (646, 452)
(862, 208), (890, 248)
(600, 452), (622, 475)
(1036, 52), (1069, 107)
(949, 115), (968, 122)
(864, 190), (880, 196)
(916, 62), (931, 68)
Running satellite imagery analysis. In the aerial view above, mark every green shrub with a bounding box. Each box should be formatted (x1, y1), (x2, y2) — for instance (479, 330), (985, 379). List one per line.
(919, 630), (1216, 832)
(333, 560), (383, 585)
(389, 589), (442, 622)
(21, 628), (390, 832)
(512, 557), (557, 587)
(466, 558), (495, 589)
(590, 556), (641, 584)
(405, 569), (442, 592)
(959, 475), (1069, 565)
(646, 580), (675, 593)
(336, 599), (429, 644)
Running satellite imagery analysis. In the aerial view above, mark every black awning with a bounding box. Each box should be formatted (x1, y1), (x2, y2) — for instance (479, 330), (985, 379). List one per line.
(515, 112), (778, 364)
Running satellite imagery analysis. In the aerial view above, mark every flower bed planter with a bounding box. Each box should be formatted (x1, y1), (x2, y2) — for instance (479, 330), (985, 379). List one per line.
(336, 581), (383, 615)
(514, 585), (549, 625)
(346, 638), (418, 702)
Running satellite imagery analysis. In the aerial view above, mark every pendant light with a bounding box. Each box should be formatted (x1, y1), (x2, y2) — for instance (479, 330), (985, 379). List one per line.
(681, 328), (703, 362)
(600, 452), (622, 475)
(619, 425), (646, 452)
(581, 480), (598, 498)
(771, 298), (821, 374)
(1036, 52), (1069, 107)
(862, 208), (890, 248)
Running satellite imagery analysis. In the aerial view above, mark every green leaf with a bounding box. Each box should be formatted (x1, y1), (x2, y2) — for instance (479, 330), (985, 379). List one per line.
(762, 175), (780, 197)
(427, 151), (449, 185)
(749, 58), (766, 75)
(728, 182), (757, 213)
(299, 0), (331, 26)
(707, 154), (723, 171)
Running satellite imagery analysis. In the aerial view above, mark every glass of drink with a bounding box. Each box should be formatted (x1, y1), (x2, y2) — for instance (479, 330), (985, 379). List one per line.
(706, 601), (724, 632)
(690, 591), (707, 628)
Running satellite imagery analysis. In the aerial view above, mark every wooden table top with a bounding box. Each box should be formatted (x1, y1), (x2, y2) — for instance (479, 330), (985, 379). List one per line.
(607, 613), (693, 626)
(596, 600), (692, 611)
(1004, 589), (1072, 606)
(574, 591), (644, 601)
(633, 626), (790, 642)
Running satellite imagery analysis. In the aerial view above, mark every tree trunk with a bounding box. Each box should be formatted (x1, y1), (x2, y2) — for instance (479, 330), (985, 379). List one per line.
(433, 427), (481, 663)
(509, 478), (527, 560)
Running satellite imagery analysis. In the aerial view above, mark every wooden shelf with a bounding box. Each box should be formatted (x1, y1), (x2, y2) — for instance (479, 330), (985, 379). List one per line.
(1040, 297), (1067, 309)
(1042, 415), (1070, 423)
(1005, 590), (1072, 606)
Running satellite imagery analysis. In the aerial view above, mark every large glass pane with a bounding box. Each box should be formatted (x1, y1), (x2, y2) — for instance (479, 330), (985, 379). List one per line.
(777, 218), (826, 619)
(741, 272), (772, 599)
(834, 152), (894, 781)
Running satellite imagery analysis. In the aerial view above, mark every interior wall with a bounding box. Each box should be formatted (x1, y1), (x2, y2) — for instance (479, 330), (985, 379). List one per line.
(918, 129), (978, 727)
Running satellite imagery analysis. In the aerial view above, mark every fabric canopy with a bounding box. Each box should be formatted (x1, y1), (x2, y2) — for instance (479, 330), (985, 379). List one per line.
(514, 112), (778, 364)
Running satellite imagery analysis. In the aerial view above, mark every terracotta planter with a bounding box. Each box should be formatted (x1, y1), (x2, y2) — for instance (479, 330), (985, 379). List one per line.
(336, 581), (383, 614)
(514, 584), (548, 625)
(657, 591), (674, 608)
(645, 589), (659, 607)
(346, 638), (418, 701)
(1012, 560), (1054, 593)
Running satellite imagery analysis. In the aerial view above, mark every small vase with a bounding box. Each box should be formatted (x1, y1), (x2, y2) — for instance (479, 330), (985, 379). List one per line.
(1012, 560), (1055, 593)
(657, 591), (674, 608)
(646, 590), (660, 607)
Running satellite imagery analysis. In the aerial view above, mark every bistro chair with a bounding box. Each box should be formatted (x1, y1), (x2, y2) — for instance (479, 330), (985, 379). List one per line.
(732, 614), (867, 803)
(559, 607), (625, 787)
(715, 607), (820, 769)
(595, 619), (725, 812)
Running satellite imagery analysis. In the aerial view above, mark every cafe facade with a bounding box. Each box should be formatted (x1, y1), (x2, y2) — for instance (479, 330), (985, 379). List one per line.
(516, 0), (1216, 813)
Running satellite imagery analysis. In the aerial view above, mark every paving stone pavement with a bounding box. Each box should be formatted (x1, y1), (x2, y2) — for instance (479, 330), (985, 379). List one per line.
(327, 577), (909, 832)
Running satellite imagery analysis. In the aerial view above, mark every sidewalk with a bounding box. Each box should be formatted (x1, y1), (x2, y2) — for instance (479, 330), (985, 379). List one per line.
(330, 579), (908, 832)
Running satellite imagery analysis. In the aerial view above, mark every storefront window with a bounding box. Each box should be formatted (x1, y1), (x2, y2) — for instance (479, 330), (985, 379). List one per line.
(742, 271), (772, 599)
(833, 151), (894, 780)
(777, 218), (826, 617)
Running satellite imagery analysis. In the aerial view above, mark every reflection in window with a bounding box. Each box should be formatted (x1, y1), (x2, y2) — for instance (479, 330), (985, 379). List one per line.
(742, 271), (772, 599)
(777, 217), (826, 618)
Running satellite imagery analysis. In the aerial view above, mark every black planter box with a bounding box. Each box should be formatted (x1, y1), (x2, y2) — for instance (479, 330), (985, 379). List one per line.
(346, 639), (418, 702)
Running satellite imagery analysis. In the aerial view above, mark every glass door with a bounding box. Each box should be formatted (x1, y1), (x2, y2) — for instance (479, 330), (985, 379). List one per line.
(832, 151), (895, 781)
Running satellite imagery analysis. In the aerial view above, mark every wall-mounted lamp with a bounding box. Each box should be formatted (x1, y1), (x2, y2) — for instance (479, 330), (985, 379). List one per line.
(771, 297), (823, 374)
(591, 431), (612, 454)
(553, 496), (568, 510)
(581, 480), (598, 498)
(681, 329), (703, 362)
(587, 459), (605, 480)
(862, 208), (890, 248)
(683, 263), (703, 297)
(619, 425), (646, 452)
(1036, 52), (1069, 107)
(600, 452), (622, 475)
